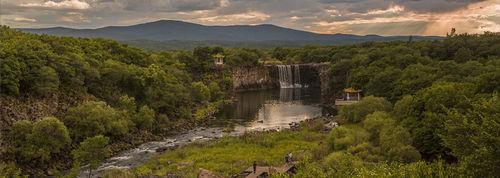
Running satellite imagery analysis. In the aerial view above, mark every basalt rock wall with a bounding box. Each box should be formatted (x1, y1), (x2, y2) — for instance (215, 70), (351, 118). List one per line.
(232, 63), (331, 94)
(232, 66), (277, 91)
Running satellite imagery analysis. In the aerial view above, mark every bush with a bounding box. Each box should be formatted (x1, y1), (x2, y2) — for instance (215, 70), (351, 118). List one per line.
(133, 106), (155, 130)
(337, 96), (392, 123)
(191, 82), (211, 103)
(324, 152), (363, 176)
(6, 117), (70, 174)
(328, 126), (369, 151)
(347, 142), (383, 162)
(64, 101), (130, 142)
(362, 111), (395, 144)
(0, 162), (24, 178)
(386, 145), (421, 163)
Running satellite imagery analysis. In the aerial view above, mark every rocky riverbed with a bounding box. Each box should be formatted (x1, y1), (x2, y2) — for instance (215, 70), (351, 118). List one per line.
(78, 121), (314, 177)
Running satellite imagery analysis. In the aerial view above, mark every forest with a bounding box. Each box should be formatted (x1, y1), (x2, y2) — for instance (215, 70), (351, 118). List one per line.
(133, 32), (499, 177)
(1, 26), (499, 177)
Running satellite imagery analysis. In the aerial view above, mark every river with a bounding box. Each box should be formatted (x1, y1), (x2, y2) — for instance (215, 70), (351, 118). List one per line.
(81, 87), (324, 177)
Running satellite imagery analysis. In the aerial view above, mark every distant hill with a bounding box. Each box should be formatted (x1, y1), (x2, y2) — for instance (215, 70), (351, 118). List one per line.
(20, 20), (443, 50)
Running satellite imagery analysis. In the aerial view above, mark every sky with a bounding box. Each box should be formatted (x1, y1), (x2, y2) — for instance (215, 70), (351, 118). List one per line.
(1, 0), (499, 36)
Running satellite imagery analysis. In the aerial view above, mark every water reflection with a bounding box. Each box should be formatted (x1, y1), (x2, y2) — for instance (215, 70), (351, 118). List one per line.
(216, 88), (323, 130)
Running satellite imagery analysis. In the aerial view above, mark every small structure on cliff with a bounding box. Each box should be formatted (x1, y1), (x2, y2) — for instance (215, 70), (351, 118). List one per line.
(213, 53), (224, 65)
(335, 87), (362, 106)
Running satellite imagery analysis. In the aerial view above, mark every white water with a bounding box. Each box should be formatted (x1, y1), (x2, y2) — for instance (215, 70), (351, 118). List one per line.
(277, 65), (302, 88)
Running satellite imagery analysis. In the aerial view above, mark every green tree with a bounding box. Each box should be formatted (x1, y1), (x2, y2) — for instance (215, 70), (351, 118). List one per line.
(6, 117), (70, 174)
(191, 82), (211, 103)
(407, 82), (475, 159)
(134, 106), (155, 130)
(394, 64), (437, 96)
(64, 101), (130, 142)
(30, 117), (71, 161)
(0, 58), (21, 96)
(442, 95), (500, 177)
(72, 135), (110, 178)
(337, 96), (392, 123)
(0, 162), (24, 178)
(328, 126), (369, 151)
(380, 125), (420, 163)
(32, 66), (60, 96)
(454, 47), (473, 63)
(362, 111), (395, 144)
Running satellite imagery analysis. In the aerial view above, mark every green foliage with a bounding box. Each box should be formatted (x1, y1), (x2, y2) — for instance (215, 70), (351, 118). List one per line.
(134, 106), (155, 130)
(64, 101), (130, 142)
(337, 96), (392, 123)
(6, 117), (70, 174)
(396, 82), (476, 159)
(0, 58), (21, 96)
(362, 111), (395, 144)
(72, 135), (109, 173)
(191, 82), (211, 103)
(0, 162), (25, 178)
(324, 152), (363, 176)
(328, 126), (369, 151)
(225, 48), (261, 66)
(380, 126), (420, 163)
(442, 95), (500, 177)
(32, 66), (60, 96)
(454, 47), (473, 63)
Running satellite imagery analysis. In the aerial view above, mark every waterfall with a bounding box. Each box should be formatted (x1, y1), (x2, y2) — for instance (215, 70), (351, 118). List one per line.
(277, 65), (302, 88)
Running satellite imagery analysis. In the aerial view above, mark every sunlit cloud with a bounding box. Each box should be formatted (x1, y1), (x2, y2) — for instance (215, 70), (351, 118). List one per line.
(14, 17), (37, 22)
(366, 4), (405, 15)
(196, 11), (270, 24)
(21, 0), (90, 10)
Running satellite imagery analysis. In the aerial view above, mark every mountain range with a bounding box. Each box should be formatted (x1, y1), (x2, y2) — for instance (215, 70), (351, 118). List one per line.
(20, 20), (443, 50)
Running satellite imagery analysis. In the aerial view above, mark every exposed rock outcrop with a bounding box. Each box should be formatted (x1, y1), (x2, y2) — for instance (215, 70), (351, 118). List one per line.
(232, 66), (276, 91)
(232, 63), (331, 94)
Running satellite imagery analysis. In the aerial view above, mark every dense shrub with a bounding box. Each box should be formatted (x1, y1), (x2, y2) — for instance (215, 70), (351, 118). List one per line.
(337, 96), (392, 123)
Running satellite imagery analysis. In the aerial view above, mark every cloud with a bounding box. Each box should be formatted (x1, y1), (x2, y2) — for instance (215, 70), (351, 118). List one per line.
(14, 17), (37, 22)
(366, 4), (405, 15)
(2, 0), (498, 35)
(197, 11), (270, 24)
(21, 0), (90, 10)
(319, 0), (487, 13)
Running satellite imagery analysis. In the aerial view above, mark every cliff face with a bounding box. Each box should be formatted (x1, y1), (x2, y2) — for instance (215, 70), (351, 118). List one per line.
(232, 63), (331, 94)
(232, 66), (277, 91)
(0, 94), (93, 132)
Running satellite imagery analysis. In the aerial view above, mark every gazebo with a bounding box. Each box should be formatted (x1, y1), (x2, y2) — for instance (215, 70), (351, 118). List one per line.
(343, 87), (362, 101)
(213, 53), (224, 65)
(335, 87), (362, 106)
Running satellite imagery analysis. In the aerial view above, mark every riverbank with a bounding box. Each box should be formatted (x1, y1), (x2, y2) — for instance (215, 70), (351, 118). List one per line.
(101, 118), (334, 177)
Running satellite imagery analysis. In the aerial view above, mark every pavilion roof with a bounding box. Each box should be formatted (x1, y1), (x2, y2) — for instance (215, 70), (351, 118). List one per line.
(344, 87), (362, 93)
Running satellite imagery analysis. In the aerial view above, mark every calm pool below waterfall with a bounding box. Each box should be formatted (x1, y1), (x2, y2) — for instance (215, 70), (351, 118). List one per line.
(215, 87), (324, 131)
(82, 88), (325, 177)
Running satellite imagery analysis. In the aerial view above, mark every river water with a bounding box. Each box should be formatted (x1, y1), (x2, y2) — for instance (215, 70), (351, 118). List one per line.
(82, 88), (324, 177)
